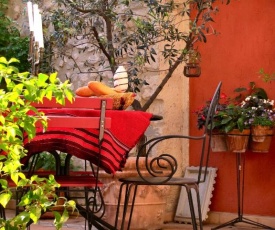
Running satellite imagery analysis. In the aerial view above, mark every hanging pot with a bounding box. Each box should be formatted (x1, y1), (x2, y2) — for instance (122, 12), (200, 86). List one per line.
(249, 125), (274, 152)
(210, 131), (228, 152)
(225, 129), (250, 153)
(251, 125), (274, 142)
(183, 63), (201, 77)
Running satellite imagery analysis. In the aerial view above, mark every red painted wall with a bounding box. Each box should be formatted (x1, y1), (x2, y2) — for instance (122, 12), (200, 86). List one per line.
(189, 0), (275, 216)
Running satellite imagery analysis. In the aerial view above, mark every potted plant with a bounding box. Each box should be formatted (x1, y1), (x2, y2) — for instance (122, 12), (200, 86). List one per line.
(194, 92), (229, 152)
(195, 82), (272, 153)
(213, 103), (251, 153)
(240, 95), (275, 152)
(183, 47), (201, 78)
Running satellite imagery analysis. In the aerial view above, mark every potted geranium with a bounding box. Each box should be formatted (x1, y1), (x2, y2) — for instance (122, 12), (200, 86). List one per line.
(194, 92), (229, 152)
(240, 96), (275, 152)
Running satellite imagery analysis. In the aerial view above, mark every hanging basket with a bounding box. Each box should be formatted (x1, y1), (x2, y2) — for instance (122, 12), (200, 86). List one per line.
(249, 125), (274, 152)
(225, 129), (250, 153)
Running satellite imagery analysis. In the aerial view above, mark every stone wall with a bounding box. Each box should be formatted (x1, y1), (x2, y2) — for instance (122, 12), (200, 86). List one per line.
(8, 0), (190, 224)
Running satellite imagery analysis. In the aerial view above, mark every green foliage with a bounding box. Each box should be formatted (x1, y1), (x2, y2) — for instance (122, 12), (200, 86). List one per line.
(213, 104), (250, 133)
(0, 0), (30, 72)
(195, 82), (271, 132)
(233, 81), (268, 103)
(259, 68), (275, 83)
(0, 57), (75, 229)
(27, 151), (81, 171)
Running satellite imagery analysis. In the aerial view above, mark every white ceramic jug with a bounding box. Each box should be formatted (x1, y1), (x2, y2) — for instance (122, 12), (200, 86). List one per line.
(113, 66), (128, 92)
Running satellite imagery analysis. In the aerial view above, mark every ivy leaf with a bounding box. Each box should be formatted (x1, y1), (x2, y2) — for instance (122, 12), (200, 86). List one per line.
(8, 58), (20, 65)
(49, 72), (58, 84)
(37, 73), (49, 87)
(0, 179), (8, 189)
(0, 115), (5, 125)
(0, 192), (12, 207)
(54, 209), (69, 229)
(11, 172), (19, 185)
(0, 57), (8, 65)
(29, 206), (42, 223)
(18, 193), (31, 206)
(64, 89), (74, 103)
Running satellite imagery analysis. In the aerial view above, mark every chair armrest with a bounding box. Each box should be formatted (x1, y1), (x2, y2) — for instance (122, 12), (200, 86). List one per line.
(136, 134), (206, 184)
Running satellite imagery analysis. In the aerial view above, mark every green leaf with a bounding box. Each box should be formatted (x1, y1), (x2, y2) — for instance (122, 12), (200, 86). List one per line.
(0, 179), (8, 189)
(234, 87), (247, 93)
(64, 89), (73, 103)
(7, 57), (20, 65)
(0, 156), (5, 162)
(10, 172), (19, 185)
(0, 192), (12, 207)
(0, 115), (5, 125)
(29, 206), (41, 223)
(49, 72), (58, 84)
(13, 211), (30, 227)
(54, 209), (69, 229)
(18, 193), (31, 206)
(37, 73), (49, 87)
(0, 57), (8, 65)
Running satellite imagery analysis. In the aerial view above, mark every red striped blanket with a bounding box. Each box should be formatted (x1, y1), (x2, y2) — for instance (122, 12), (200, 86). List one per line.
(23, 109), (152, 174)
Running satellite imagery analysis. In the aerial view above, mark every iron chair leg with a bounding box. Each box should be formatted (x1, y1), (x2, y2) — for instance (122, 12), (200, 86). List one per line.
(114, 182), (126, 228)
(185, 185), (198, 230)
(184, 184), (203, 230)
(193, 184), (203, 230)
(115, 182), (138, 230)
(126, 184), (138, 230)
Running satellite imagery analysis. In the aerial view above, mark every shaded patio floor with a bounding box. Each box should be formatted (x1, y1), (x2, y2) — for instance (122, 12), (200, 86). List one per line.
(5, 209), (267, 230)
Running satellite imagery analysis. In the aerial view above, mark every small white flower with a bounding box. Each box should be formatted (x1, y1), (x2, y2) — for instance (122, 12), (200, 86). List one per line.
(245, 96), (251, 101)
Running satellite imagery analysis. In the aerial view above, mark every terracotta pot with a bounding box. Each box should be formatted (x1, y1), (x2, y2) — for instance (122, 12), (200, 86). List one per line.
(225, 129), (250, 153)
(211, 133), (228, 152)
(249, 125), (274, 152)
(98, 157), (169, 229)
(251, 125), (274, 142)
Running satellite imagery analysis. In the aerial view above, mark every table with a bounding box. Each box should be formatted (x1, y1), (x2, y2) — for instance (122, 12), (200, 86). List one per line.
(23, 109), (153, 174)
(21, 108), (153, 229)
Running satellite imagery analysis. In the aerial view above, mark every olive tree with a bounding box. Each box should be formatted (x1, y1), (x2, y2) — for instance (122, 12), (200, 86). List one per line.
(40, 0), (230, 111)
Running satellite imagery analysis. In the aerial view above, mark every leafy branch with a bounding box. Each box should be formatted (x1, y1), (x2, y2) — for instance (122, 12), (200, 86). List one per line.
(0, 57), (75, 229)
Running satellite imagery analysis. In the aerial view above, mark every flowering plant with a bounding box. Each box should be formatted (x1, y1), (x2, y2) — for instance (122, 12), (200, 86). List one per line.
(194, 93), (229, 130)
(194, 82), (272, 132)
(240, 96), (275, 127)
(214, 103), (251, 133)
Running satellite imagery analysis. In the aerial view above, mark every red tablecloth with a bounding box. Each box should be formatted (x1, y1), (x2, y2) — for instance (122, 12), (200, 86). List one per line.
(23, 109), (152, 174)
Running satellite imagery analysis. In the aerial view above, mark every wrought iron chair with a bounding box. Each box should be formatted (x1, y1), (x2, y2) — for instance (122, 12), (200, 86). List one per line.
(115, 81), (222, 230)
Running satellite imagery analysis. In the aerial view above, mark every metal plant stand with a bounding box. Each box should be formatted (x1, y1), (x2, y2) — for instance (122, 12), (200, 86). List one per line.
(212, 152), (274, 230)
